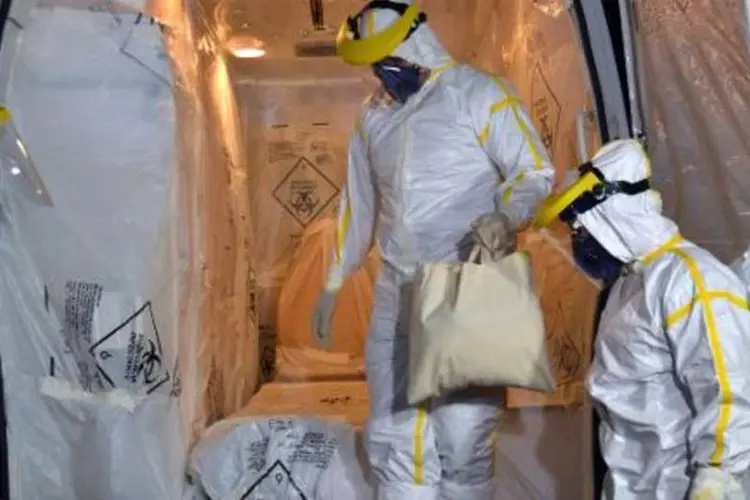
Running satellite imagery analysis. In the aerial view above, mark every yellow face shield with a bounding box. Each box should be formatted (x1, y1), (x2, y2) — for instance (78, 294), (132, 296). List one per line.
(336, 3), (422, 66)
(533, 157), (654, 231)
(532, 171), (602, 230)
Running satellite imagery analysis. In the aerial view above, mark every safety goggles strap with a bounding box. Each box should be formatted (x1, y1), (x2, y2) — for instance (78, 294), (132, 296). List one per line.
(578, 161), (651, 197)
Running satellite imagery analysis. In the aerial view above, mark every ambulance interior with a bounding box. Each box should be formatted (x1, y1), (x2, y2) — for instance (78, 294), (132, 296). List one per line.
(0, 0), (748, 498)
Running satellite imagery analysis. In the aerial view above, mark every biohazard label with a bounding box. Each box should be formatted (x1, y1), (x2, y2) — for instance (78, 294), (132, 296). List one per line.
(88, 3), (171, 85)
(546, 294), (584, 387)
(64, 281), (106, 390)
(240, 460), (307, 500)
(88, 301), (171, 394)
(291, 431), (337, 470)
(530, 63), (561, 159)
(272, 157), (339, 228)
(65, 281), (103, 345)
(246, 437), (271, 472)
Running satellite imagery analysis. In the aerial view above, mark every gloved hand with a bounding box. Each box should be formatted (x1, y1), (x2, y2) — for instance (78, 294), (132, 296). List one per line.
(311, 290), (338, 350)
(471, 211), (518, 261)
(689, 467), (745, 500)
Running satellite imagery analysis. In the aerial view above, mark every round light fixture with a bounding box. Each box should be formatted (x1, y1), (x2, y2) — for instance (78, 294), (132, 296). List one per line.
(232, 46), (266, 58)
(226, 35), (266, 58)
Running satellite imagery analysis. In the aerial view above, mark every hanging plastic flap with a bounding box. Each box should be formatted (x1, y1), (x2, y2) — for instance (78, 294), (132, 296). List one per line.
(188, 416), (373, 500)
(275, 216), (378, 380)
(0, 2), (189, 499)
(5, 374), (183, 499)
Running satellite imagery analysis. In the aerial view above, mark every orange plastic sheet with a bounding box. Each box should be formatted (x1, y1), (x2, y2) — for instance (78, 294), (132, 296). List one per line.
(636, 0), (750, 264)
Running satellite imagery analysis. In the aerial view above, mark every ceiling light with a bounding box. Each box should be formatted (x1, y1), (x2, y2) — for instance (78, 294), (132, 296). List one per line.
(226, 35), (266, 59)
(232, 47), (266, 58)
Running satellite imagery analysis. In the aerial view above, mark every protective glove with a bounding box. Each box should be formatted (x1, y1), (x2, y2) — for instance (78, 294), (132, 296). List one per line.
(688, 467), (745, 500)
(471, 211), (518, 261)
(311, 290), (338, 350)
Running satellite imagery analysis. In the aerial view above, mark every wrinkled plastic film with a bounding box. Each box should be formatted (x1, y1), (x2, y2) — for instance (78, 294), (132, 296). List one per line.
(0, 0), (200, 497)
(195, 1), (601, 499)
(636, 0), (750, 263)
(188, 415), (371, 499)
(237, 64), (376, 390)
(189, 2), (260, 425)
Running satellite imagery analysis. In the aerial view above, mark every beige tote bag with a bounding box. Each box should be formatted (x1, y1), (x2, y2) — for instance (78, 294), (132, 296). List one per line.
(407, 246), (556, 405)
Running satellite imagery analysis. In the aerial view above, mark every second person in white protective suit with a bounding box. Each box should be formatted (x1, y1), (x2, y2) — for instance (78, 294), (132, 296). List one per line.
(310, 1), (555, 499)
(533, 139), (750, 500)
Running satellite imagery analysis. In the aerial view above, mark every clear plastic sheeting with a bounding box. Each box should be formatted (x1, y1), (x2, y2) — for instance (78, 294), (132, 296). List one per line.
(188, 416), (373, 499)
(276, 217), (378, 379)
(0, 0), (192, 498)
(637, 0), (750, 263)
(237, 62), (375, 386)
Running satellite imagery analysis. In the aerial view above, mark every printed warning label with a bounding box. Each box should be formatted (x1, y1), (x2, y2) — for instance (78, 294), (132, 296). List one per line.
(530, 63), (561, 158)
(65, 281), (103, 346)
(238, 422), (338, 496)
(89, 3), (171, 85)
(60, 282), (175, 395)
(241, 460), (307, 500)
(246, 436), (271, 472)
(291, 431), (337, 469)
(64, 281), (106, 390)
(89, 301), (170, 394)
(273, 157), (339, 228)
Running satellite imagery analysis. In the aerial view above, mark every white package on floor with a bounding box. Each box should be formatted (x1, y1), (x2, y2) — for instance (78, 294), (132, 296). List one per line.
(0, 2), (186, 499)
(188, 416), (373, 500)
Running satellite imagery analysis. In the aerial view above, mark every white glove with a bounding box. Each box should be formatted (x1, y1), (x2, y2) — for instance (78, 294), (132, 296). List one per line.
(689, 467), (745, 500)
(471, 211), (517, 261)
(311, 290), (337, 350)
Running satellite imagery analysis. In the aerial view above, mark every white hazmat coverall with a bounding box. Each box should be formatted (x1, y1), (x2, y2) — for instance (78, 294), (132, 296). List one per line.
(320, 3), (555, 499)
(574, 141), (750, 499)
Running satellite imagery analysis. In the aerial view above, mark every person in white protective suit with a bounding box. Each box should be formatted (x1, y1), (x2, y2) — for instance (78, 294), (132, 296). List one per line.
(310, 1), (555, 499)
(533, 138), (750, 500)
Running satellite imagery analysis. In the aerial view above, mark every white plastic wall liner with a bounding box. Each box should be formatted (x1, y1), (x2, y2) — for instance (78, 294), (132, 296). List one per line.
(570, 0), (630, 142)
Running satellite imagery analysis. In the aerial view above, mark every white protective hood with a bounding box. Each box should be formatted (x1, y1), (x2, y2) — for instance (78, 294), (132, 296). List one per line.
(578, 140), (680, 263)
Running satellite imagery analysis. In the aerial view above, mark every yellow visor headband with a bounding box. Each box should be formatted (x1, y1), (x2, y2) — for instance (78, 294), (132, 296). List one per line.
(336, 3), (422, 66)
(532, 171), (602, 230)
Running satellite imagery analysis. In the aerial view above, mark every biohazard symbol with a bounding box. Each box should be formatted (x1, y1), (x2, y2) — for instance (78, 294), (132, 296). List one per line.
(241, 460), (307, 500)
(133, 337), (163, 385)
(289, 188), (320, 220)
(273, 157), (339, 227)
(89, 301), (171, 395)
